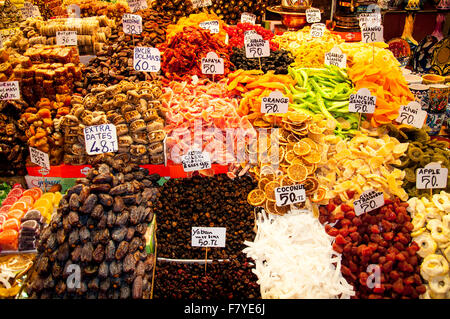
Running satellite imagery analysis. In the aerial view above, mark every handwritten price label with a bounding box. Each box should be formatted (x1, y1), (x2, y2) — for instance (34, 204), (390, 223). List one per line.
(192, 0), (212, 8)
(201, 52), (224, 75)
(310, 23), (326, 38)
(275, 184), (306, 206)
(416, 163), (448, 189)
(354, 190), (384, 216)
(67, 4), (80, 18)
(324, 46), (347, 68)
(245, 33), (270, 58)
(261, 90), (289, 114)
(181, 148), (212, 172)
(306, 8), (321, 23)
(192, 227), (226, 247)
(133, 47), (161, 72)
(21, 2), (41, 19)
(29, 147), (50, 170)
(395, 101), (427, 129)
(127, 0), (148, 12)
(359, 13), (381, 28)
(241, 12), (256, 24)
(361, 26), (384, 43)
(0, 81), (20, 100)
(84, 124), (118, 155)
(199, 20), (219, 34)
(349, 88), (376, 114)
(56, 31), (77, 46)
(123, 14), (142, 34)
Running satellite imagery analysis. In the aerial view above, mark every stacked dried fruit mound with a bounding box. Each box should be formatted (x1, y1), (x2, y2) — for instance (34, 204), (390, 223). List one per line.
(381, 124), (450, 198)
(273, 27), (344, 68)
(407, 192), (450, 299)
(27, 162), (160, 299)
(319, 196), (427, 299)
(340, 42), (415, 127)
(60, 80), (165, 166)
(158, 26), (232, 82)
(154, 253), (260, 299)
(230, 47), (294, 75)
(316, 127), (409, 202)
(162, 79), (255, 165)
(225, 23), (279, 51)
(83, 8), (171, 91)
(246, 112), (335, 215)
(154, 174), (256, 260)
(152, 0), (196, 24)
(211, 0), (276, 25)
(63, 0), (130, 20)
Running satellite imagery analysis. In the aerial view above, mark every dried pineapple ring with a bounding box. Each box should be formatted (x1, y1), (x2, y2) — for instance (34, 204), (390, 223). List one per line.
(438, 241), (450, 250)
(411, 227), (426, 237)
(412, 213), (426, 231)
(425, 207), (442, 221)
(422, 254), (449, 277)
(444, 246), (450, 263)
(429, 288), (448, 299)
(429, 275), (450, 294)
(432, 194), (449, 212)
(414, 233), (437, 258)
(427, 219), (449, 243)
(443, 215), (450, 234)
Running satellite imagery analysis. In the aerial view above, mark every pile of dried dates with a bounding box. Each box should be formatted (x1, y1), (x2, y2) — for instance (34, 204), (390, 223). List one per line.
(27, 162), (160, 299)
(60, 80), (165, 166)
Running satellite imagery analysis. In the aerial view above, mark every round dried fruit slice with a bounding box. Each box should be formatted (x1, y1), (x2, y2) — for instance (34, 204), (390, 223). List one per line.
(280, 175), (296, 187)
(293, 141), (311, 156)
(265, 200), (277, 215)
(285, 150), (297, 163)
(274, 203), (290, 215)
(311, 186), (327, 202)
(264, 181), (280, 202)
(304, 163), (317, 175)
(303, 151), (321, 164)
(287, 111), (310, 124)
(247, 189), (266, 206)
(258, 178), (270, 191)
(287, 134), (300, 144)
(301, 138), (318, 151)
(303, 177), (319, 194)
(287, 164), (308, 182)
(308, 123), (326, 134)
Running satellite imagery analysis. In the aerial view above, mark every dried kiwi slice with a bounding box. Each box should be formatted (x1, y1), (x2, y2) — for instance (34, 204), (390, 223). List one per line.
(404, 168), (416, 183)
(393, 157), (411, 169)
(407, 146), (424, 162)
(434, 140), (449, 149)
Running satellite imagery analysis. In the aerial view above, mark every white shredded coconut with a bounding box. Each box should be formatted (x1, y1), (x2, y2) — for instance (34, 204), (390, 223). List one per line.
(243, 210), (355, 299)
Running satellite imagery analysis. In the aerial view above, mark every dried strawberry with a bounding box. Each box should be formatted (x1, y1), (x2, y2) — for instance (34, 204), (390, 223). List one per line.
(335, 234), (347, 245)
(393, 278), (404, 294)
(341, 204), (353, 212)
(326, 227), (339, 237)
(332, 242), (344, 254)
(346, 190), (356, 199)
(370, 225), (380, 234)
(352, 217), (362, 227)
(382, 232), (394, 241)
(326, 202), (336, 213)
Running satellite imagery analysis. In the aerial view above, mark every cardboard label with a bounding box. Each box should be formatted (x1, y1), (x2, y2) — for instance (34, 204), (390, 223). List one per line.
(56, 31), (77, 46)
(241, 12), (256, 24)
(191, 227), (226, 247)
(127, 0), (148, 12)
(201, 52), (224, 75)
(133, 47), (161, 72)
(310, 23), (326, 38)
(245, 33), (270, 58)
(29, 147), (50, 170)
(395, 101), (427, 129)
(361, 26), (384, 43)
(123, 14), (142, 34)
(192, 0), (212, 9)
(306, 8), (321, 23)
(354, 190), (384, 216)
(349, 88), (377, 114)
(325, 46), (347, 68)
(275, 184), (306, 206)
(0, 81), (20, 100)
(416, 163), (448, 189)
(199, 20), (219, 34)
(261, 90), (289, 114)
(181, 148), (212, 172)
(21, 2), (41, 19)
(84, 124), (118, 155)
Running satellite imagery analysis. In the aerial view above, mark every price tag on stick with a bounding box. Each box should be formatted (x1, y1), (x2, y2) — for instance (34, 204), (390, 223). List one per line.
(354, 190), (384, 216)
(361, 26), (384, 43)
(0, 81), (20, 100)
(199, 20), (219, 34)
(261, 90), (289, 114)
(181, 148), (212, 172)
(127, 0), (148, 12)
(29, 147), (50, 170)
(275, 185), (306, 206)
(84, 124), (118, 155)
(416, 163), (448, 189)
(395, 101), (427, 129)
(123, 14), (142, 34)
(56, 31), (77, 46)
(325, 46), (347, 68)
(133, 47), (161, 72)
(306, 8), (321, 23)
(310, 23), (326, 38)
(349, 88), (376, 114)
(22, 2), (41, 19)
(201, 52), (224, 75)
(245, 33), (270, 58)
(241, 12), (256, 24)
(191, 227), (226, 247)
(191, 0), (212, 9)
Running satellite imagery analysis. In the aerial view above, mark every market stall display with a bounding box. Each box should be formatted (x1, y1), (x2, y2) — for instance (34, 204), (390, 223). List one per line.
(63, 0), (130, 21)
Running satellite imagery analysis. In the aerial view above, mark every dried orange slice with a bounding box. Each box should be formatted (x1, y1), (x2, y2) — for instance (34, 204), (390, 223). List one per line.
(253, 118), (271, 128)
(264, 180), (280, 202)
(308, 123), (326, 134)
(293, 140), (311, 156)
(287, 112), (309, 124)
(274, 203), (290, 215)
(265, 200), (277, 215)
(287, 164), (308, 182)
(303, 151), (321, 164)
(284, 150), (297, 163)
(301, 138), (317, 151)
(304, 163), (317, 175)
(247, 189), (266, 206)
(280, 175), (296, 187)
(291, 157), (304, 165)
(287, 134), (300, 144)
(258, 178), (270, 191)
(303, 177), (319, 194)
(311, 186), (327, 202)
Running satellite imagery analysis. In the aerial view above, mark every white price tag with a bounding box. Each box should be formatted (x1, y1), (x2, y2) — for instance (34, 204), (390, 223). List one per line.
(127, 0), (148, 12)
(349, 88), (376, 114)
(201, 52), (224, 75)
(123, 14), (142, 34)
(324, 46), (347, 68)
(245, 33), (270, 58)
(354, 190), (384, 216)
(29, 147), (50, 170)
(84, 124), (118, 155)
(395, 101), (427, 129)
(199, 20), (219, 34)
(416, 163), (448, 189)
(359, 13), (382, 28)
(133, 47), (161, 72)
(67, 4), (80, 18)
(275, 185), (306, 206)
(306, 8), (321, 23)
(181, 148), (212, 172)
(361, 26), (384, 43)
(310, 23), (326, 38)
(56, 31), (77, 46)
(192, 0), (212, 9)
(241, 12), (256, 24)
(192, 227), (226, 247)
(21, 2), (41, 19)
(261, 90), (289, 114)
(0, 81), (20, 100)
